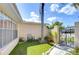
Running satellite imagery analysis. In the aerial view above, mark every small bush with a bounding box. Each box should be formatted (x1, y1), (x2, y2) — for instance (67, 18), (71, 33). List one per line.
(67, 37), (74, 43)
(27, 38), (34, 42)
(37, 37), (41, 41)
(19, 37), (24, 42)
(44, 35), (54, 43)
(44, 36), (48, 39)
(27, 38), (33, 42)
(44, 36), (49, 41)
(71, 47), (79, 55)
(74, 47), (79, 54)
(27, 35), (35, 42)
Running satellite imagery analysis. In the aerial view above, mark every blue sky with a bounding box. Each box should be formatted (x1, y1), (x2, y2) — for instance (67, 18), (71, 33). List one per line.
(16, 3), (79, 27)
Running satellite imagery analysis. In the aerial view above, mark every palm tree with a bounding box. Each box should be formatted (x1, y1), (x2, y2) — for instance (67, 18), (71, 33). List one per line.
(39, 3), (45, 42)
(52, 21), (64, 30)
(52, 21), (64, 43)
(73, 3), (79, 9)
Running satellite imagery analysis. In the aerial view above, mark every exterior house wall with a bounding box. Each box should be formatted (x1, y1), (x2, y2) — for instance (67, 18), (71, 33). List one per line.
(0, 38), (19, 55)
(0, 3), (48, 55)
(18, 22), (48, 41)
(74, 22), (79, 47)
(0, 13), (19, 55)
(0, 4), (22, 55)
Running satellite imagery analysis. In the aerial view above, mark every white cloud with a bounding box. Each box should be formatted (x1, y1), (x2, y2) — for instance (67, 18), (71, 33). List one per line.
(23, 18), (41, 23)
(50, 4), (77, 15)
(30, 12), (39, 18)
(47, 17), (57, 22)
(59, 4), (77, 15)
(23, 11), (41, 23)
(50, 4), (60, 12)
(47, 16), (63, 22)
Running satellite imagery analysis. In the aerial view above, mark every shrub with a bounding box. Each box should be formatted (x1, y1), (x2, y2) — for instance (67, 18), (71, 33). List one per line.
(19, 37), (24, 42)
(44, 36), (48, 39)
(71, 37), (74, 43)
(45, 35), (54, 45)
(27, 37), (34, 42)
(44, 36), (49, 42)
(67, 37), (74, 43)
(44, 35), (54, 43)
(75, 47), (79, 53)
(71, 47), (79, 55)
(27, 34), (35, 42)
(37, 37), (41, 40)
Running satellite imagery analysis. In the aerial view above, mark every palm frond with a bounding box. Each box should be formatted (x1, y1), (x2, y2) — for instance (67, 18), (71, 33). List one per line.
(73, 3), (79, 9)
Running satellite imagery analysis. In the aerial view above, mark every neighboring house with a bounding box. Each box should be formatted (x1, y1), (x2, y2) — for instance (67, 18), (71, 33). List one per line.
(0, 3), (48, 55)
(0, 3), (22, 55)
(18, 21), (48, 41)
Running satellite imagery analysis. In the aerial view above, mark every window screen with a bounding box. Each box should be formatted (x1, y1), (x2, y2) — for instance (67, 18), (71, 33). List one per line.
(0, 12), (17, 48)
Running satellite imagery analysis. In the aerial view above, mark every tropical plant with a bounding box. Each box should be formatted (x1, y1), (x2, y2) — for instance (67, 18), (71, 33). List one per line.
(51, 31), (57, 37)
(46, 21), (64, 30)
(52, 21), (64, 42)
(19, 37), (25, 42)
(73, 3), (79, 9)
(46, 23), (51, 29)
(51, 21), (64, 30)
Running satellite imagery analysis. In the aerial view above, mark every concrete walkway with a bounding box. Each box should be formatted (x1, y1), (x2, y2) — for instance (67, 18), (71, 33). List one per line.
(48, 44), (73, 55)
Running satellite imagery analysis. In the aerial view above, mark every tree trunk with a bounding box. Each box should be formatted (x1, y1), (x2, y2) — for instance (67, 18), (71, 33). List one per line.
(40, 3), (45, 43)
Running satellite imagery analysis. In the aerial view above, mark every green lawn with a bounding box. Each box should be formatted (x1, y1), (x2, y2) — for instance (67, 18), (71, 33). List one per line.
(10, 40), (52, 55)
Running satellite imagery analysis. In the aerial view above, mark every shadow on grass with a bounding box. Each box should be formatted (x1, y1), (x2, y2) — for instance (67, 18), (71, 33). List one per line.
(10, 40), (51, 55)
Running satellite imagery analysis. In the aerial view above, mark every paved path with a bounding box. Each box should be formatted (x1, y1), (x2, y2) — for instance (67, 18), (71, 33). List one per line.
(49, 44), (73, 55)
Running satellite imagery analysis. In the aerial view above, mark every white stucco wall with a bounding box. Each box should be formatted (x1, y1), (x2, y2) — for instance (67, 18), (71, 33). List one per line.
(18, 22), (48, 41)
(0, 38), (19, 55)
(0, 3), (22, 55)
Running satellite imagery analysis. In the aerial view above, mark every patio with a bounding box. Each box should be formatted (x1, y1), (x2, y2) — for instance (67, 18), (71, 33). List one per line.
(48, 44), (73, 55)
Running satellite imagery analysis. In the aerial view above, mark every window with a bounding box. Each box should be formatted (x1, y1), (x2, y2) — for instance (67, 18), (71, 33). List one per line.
(0, 12), (17, 48)
(0, 20), (3, 28)
(0, 12), (3, 48)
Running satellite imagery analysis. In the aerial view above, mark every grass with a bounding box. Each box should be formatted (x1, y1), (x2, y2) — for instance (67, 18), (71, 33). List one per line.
(10, 40), (52, 55)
